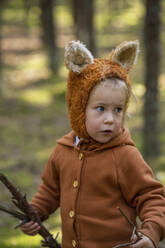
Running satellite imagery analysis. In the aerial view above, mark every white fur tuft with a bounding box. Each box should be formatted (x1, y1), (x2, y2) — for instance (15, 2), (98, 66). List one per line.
(64, 40), (94, 73)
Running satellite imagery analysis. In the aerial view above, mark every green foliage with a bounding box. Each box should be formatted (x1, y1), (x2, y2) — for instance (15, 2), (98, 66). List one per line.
(95, 0), (144, 51)
(96, 0), (144, 30)
(55, 5), (73, 28)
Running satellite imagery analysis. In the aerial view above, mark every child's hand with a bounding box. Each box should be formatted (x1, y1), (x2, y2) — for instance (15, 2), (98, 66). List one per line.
(21, 221), (41, 236)
(130, 232), (155, 248)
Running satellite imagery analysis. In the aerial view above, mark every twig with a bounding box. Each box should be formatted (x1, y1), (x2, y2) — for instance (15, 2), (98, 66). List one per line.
(112, 207), (142, 248)
(118, 207), (140, 238)
(0, 204), (27, 220)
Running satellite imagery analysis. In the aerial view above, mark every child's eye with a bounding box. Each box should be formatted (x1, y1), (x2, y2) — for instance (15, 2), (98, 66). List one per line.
(96, 106), (104, 112)
(115, 107), (122, 113)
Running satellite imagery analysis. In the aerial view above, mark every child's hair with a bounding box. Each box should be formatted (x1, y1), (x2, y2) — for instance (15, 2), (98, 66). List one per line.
(64, 40), (139, 139)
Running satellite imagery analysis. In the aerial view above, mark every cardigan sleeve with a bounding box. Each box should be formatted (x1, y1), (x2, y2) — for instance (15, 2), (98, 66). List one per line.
(31, 147), (60, 220)
(115, 146), (165, 247)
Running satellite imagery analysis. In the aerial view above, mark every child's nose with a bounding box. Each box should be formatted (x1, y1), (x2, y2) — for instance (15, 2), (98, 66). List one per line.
(104, 113), (114, 124)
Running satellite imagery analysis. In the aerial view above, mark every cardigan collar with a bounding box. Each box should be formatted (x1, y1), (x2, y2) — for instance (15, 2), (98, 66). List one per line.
(57, 128), (135, 152)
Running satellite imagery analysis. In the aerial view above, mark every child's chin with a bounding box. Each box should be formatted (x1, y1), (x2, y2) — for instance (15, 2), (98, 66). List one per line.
(95, 137), (113, 144)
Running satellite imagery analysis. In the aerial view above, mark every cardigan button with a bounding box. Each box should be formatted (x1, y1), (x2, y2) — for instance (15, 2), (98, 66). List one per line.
(73, 180), (78, 188)
(79, 153), (83, 160)
(72, 240), (76, 247)
(69, 210), (75, 218)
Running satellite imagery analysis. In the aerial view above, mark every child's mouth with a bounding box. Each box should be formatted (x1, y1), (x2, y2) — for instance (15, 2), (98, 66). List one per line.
(102, 130), (112, 134)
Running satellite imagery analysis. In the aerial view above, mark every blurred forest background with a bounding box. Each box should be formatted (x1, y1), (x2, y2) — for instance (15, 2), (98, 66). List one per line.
(0, 0), (165, 247)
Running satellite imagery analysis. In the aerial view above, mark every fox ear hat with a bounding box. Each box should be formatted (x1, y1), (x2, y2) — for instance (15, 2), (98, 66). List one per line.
(64, 40), (140, 139)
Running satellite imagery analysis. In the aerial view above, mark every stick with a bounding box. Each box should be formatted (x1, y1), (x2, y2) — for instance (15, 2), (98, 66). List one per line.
(0, 173), (61, 248)
(112, 207), (142, 248)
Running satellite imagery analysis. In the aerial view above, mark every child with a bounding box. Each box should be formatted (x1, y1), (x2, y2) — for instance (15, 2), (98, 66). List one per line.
(21, 40), (165, 248)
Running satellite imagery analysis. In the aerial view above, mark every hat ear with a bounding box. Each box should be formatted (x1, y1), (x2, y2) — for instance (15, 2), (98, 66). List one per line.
(110, 40), (140, 71)
(64, 40), (94, 73)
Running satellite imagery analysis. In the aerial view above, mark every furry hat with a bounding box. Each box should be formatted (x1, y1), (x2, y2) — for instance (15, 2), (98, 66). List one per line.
(64, 40), (139, 139)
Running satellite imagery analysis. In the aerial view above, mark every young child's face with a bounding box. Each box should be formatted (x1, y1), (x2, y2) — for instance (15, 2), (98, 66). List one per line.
(85, 79), (127, 143)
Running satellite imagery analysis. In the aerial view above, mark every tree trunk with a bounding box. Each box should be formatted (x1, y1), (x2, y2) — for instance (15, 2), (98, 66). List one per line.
(39, 0), (58, 74)
(143, 0), (161, 159)
(0, 0), (6, 95)
(72, 0), (96, 55)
